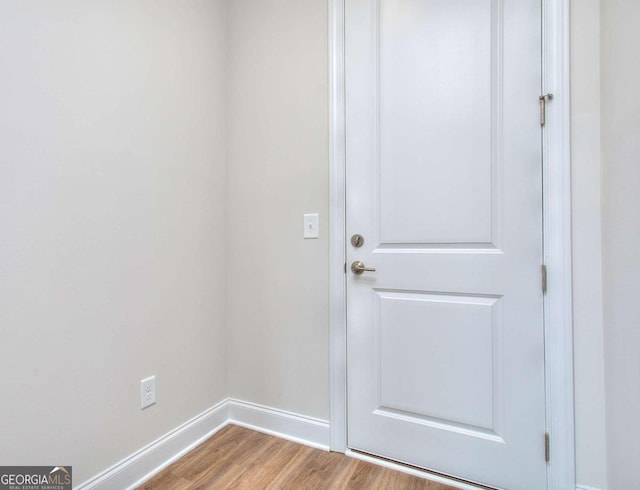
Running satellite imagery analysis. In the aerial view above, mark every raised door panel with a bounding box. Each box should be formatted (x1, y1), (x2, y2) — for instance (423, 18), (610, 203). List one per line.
(378, 0), (500, 246)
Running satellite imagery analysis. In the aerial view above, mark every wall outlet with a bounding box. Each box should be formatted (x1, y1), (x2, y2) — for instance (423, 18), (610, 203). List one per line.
(140, 376), (156, 410)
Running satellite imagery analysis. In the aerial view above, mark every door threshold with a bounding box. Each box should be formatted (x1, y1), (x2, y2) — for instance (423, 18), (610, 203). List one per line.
(345, 448), (500, 490)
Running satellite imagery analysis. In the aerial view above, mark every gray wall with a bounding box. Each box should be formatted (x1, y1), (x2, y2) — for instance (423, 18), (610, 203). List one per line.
(0, 1), (228, 484)
(226, 0), (330, 419)
(601, 0), (640, 488)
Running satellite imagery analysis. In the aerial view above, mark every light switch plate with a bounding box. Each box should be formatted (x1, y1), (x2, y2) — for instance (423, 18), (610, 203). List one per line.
(304, 214), (319, 239)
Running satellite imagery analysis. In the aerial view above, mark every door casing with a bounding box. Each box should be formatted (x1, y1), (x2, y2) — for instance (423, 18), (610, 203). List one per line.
(327, 0), (575, 488)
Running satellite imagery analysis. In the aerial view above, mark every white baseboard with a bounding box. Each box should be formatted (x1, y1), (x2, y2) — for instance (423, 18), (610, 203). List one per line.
(227, 398), (330, 451)
(74, 397), (594, 490)
(75, 399), (229, 490)
(75, 398), (330, 489)
(83, 397), (584, 490)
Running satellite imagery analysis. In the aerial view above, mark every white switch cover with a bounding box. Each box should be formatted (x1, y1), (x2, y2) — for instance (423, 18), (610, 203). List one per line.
(141, 375), (156, 409)
(304, 214), (319, 239)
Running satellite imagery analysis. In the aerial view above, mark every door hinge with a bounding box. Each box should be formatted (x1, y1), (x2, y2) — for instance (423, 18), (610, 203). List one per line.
(539, 93), (553, 126)
(545, 432), (550, 463)
(541, 264), (547, 293)
(344, 262), (347, 274)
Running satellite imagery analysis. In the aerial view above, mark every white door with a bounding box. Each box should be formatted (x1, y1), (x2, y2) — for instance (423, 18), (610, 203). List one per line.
(345, 0), (546, 489)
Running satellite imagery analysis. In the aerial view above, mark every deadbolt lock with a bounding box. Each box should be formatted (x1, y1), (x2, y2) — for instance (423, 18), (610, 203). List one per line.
(351, 234), (365, 248)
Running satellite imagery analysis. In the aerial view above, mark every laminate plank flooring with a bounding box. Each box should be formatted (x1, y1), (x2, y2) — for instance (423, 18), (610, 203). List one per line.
(138, 425), (456, 490)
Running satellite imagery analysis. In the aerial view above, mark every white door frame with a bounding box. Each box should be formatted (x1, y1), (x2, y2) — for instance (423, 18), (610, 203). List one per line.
(327, 0), (575, 488)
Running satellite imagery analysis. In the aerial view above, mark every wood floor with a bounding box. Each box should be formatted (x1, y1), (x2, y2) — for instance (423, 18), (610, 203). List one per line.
(138, 425), (456, 489)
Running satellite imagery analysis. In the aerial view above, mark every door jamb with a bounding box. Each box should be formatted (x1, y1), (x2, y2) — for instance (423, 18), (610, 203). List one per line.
(328, 0), (575, 488)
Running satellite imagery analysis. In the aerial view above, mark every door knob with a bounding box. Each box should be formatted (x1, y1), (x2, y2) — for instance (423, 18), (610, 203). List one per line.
(351, 261), (376, 275)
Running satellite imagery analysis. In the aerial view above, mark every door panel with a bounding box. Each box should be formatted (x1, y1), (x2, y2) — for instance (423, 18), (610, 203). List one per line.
(379, 0), (496, 245)
(376, 291), (500, 431)
(345, 0), (546, 488)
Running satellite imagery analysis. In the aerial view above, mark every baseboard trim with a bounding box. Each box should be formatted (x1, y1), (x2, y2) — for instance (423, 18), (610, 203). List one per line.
(76, 396), (589, 490)
(75, 399), (229, 490)
(75, 398), (330, 489)
(228, 398), (330, 451)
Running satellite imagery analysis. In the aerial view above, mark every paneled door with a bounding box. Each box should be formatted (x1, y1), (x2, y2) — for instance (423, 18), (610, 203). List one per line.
(345, 0), (546, 488)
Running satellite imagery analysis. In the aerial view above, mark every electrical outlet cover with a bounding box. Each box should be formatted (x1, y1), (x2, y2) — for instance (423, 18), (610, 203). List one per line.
(141, 375), (156, 409)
